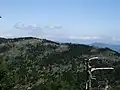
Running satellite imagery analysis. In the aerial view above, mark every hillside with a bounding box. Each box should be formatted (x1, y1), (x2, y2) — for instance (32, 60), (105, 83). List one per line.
(0, 37), (120, 90)
(91, 42), (120, 53)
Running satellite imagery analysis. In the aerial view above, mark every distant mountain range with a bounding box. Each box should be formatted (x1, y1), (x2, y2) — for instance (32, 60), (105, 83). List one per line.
(91, 42), (120, 53)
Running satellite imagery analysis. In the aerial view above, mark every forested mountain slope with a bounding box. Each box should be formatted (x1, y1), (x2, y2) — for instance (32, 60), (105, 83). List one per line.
(0, 37), (120, 90)
(91, 42), (120, 53)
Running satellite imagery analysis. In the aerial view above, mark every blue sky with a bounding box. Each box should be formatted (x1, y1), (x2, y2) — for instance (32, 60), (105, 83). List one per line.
(0, 0), (120, 44)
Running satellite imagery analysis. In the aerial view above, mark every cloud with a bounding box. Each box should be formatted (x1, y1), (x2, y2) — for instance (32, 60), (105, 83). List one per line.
(112, 37), (120, 42)
(14, 22), (62, 30)
(14, 22), (42, 30)
(11, 22), (63, 39)
(44, 25), (62, 29)
(68, 36), (101, 40)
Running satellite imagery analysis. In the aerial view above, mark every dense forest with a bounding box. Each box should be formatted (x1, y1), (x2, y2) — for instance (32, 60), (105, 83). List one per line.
(0, 37), (120, 90)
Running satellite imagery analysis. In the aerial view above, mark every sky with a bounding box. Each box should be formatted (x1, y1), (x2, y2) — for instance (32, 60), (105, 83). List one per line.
(0, 0), (120, 44)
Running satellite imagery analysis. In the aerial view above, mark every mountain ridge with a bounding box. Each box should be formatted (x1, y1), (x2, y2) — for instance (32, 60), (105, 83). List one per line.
(91, 42), (120, 53)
